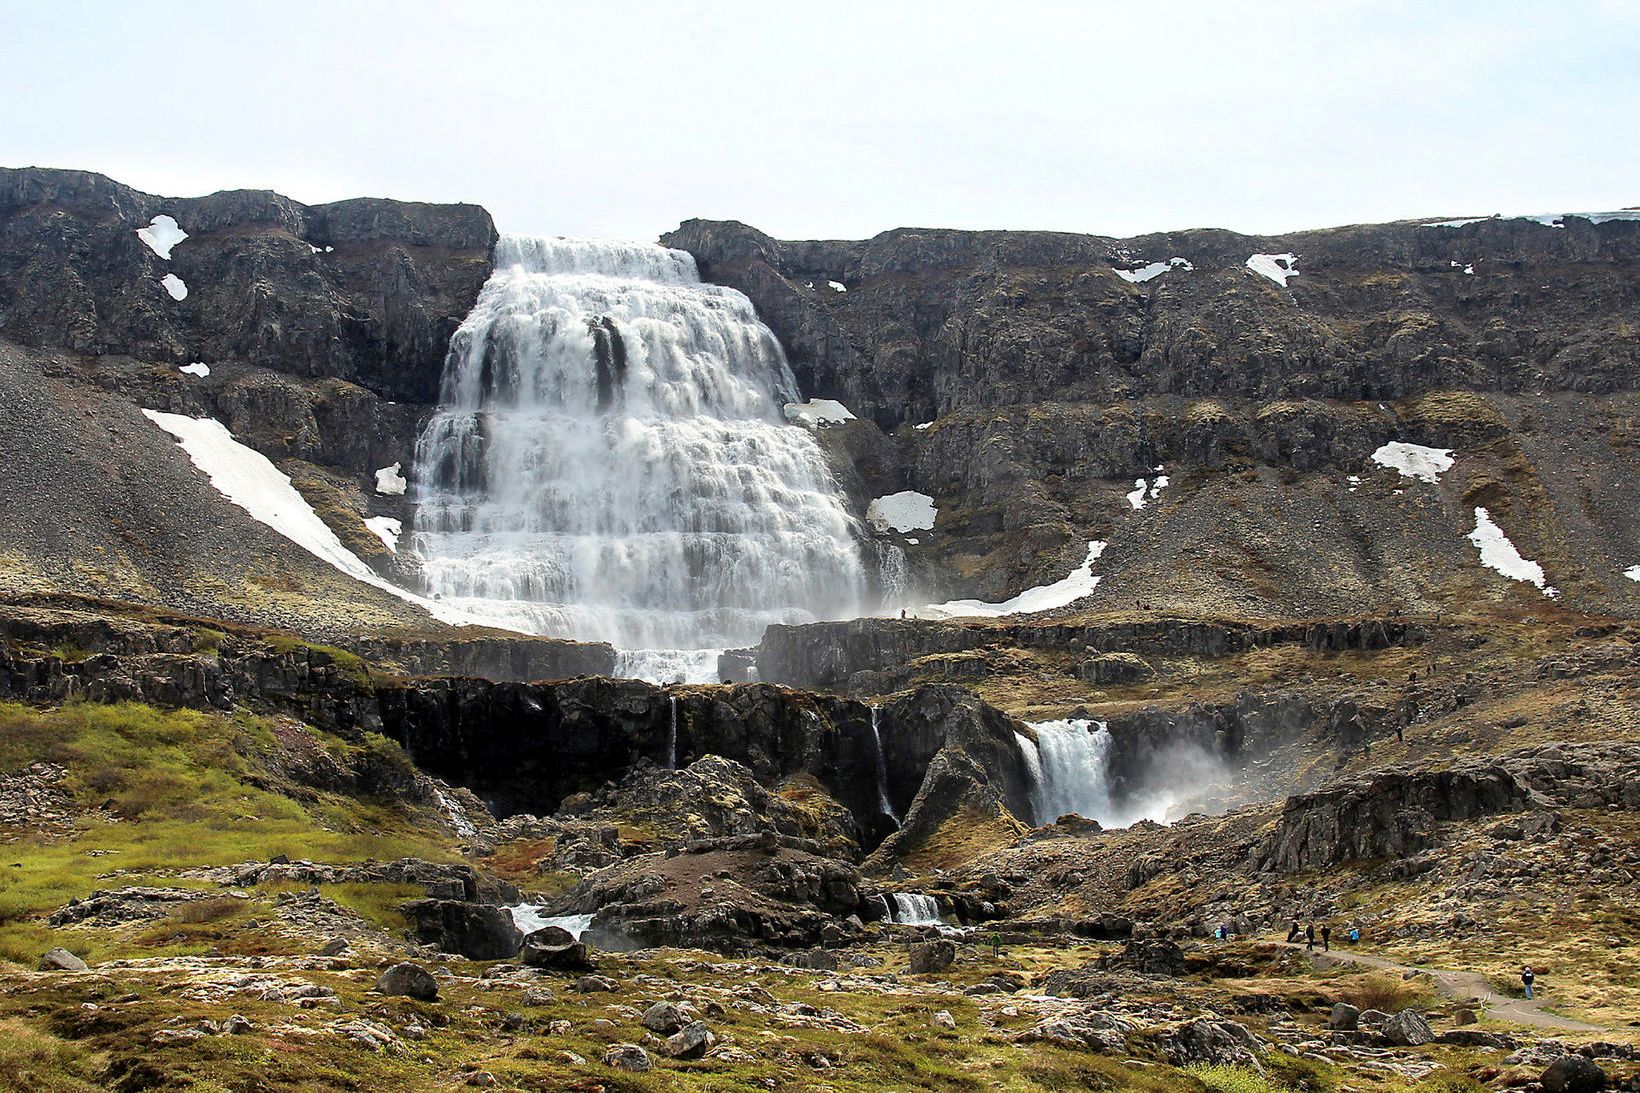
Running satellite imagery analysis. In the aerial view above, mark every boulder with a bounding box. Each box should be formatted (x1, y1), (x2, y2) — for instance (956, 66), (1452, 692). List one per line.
(376, 962), (438, 1002)
(1381, 1008), (1434, 1047)
(908, 938), (957, 974)
(520, 926), (595, 972)
(403, 899), (522, 960)
(663, 1021), (717, 1060)
(640, 1001), (689, 1035)
(38, 947), (89, 972)
(1159, 1019), (1262, 1066)
(602, 1044), (651, 1072)
(1542, 1056), (1607, 1093)
(1327, 1002), (1360, 1031)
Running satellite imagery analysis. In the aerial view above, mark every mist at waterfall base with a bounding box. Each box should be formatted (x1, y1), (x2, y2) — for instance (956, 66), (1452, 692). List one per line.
(410, 237), (868, 680)
(1017, 719), (1229, 828)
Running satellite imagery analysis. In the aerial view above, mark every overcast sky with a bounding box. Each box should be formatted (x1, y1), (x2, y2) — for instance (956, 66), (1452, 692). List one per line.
(4, 1), (1637, 242)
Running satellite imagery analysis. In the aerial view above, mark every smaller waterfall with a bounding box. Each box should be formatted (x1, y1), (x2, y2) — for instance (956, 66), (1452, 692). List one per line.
(869, 705), (900, 826)
(891, 893), (941, 925)
(874, 893), (894, 922)
(508, 906), (595, 939)
(1015, 719), (1113, 825)
(666, 695), (679, 770)
(617, 648), (722, 685)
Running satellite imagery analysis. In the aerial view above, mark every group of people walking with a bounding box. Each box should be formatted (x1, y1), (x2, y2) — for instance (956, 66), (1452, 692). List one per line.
(1286, 920), (1359, 950)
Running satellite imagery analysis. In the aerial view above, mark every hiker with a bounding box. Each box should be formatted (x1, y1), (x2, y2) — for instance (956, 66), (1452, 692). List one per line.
(1396, 722), (1404, 743)
(1521, 965), (1535, 999)
(1214, 924), (1225, 941)
(1286, 920), (1301, 943)
(1305, 923), (1316, 949)
(1320, 924), (1331, 951)
(1348, 926), (1360, 944)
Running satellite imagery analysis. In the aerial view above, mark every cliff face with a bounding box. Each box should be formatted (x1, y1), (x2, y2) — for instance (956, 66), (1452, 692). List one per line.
(663, 215), (1640, 430)
(0, 167), (495, 402)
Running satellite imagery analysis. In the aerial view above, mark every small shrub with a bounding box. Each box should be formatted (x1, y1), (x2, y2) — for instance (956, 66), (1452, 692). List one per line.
(1185, 1063), (1286, 1093)
(1343, 972), (1421, 1013)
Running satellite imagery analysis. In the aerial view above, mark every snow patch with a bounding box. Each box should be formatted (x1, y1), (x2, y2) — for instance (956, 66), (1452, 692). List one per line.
(827, 280), (846, 293)
(141, 411), (479, 625)
(912, 421), (933, 430)
(867, 491), (937, 533)
(1246, 253), (1299, 286)
(1371, 441), (1454, 484)
(178, 362), (210, 378)
(374, 463), (408, 496)
(783, 399), (856, 427)
(1126, 472), (1169, 510)
(919, 541), (1105, 619)
(1114, 257), (1192, 284)
(1468, 507), (1554, 595)
(1626, 565), (1640, 584)
(1424, 210), (1640, 229)
(365, 516), (402, 552)
(136, 214), (187, 259)
(160, 273), (187, 301)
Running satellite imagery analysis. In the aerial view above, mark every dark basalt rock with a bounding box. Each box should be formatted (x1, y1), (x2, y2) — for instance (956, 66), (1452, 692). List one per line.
(376, 962), (438, 1001)
(520, 926), (595, 972)
(403, 899), (522, 960)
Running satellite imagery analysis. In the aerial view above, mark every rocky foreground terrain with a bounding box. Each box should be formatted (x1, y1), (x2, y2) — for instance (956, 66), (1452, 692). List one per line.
(1, 169), (1637, 1090)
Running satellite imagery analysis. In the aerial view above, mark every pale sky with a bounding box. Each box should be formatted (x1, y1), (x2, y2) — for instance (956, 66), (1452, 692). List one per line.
(3, 1), (1637, 242)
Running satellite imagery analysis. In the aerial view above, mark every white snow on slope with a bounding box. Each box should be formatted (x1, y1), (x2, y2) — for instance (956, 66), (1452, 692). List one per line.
(827, 280), (847, 293)
(137, 214), (188, 259)
(365, 516), (402, 552)
(141, 411), (476, 625)
(1126, 471), (1169, 510)
(1371, 441), (1454, 484)
(161, 274), (187, 301)
(1114, 257), (1192, 284)
(1246, 253), (1299, 287)
(1625, 565), (1640, 584)
(1468, 507), (1554, 596)
(867, 491), (937, 533)
(178, 362), (210, 377)
(912, 421), (933, 430)
(784, 399), (856, 427)
(374, 462), (408, 496)
(919, 541), (1106, 619)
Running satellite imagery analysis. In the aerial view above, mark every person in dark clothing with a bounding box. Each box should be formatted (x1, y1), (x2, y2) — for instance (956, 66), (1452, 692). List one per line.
(1305, 923), (1316, 949)
(1286, 920), (1301, 943)
(1320, 925), (1331, 951)
(1521, 965), (1535, 999)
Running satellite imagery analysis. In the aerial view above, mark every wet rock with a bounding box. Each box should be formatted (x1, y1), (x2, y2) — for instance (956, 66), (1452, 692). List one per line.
(38, 947), (88, 972)
(376, 962), (438, 1002)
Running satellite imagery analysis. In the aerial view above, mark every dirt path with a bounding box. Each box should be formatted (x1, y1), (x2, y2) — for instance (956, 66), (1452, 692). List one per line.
(1279, 941), (1604, 1032)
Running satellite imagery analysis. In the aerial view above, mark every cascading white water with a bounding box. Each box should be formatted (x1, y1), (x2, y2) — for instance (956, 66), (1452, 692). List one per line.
(891, 893), (941, 925)
(869, 705), (900, 826)
(1016, 718), (1114, 825)
(507, 906), (594, 939)
(412, 236), (867, 665)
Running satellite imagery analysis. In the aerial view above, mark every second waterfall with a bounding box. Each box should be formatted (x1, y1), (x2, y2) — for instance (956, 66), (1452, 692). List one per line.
(412, 237), (867, 662)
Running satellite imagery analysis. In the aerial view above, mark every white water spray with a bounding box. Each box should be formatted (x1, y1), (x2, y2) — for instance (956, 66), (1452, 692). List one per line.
(869, 705), (900, 826)
(890, 893), (941, 925)
(412, 237), (867, 659)
(1016, 719), (1227, 828)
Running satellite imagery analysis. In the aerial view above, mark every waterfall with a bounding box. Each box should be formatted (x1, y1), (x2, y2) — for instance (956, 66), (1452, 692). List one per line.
(890, 893), (941, 925)
(411, 236), (867, 658)
(1015, 719), (1113, 825)
(666, 694), (678, 770)
(869, 705), (900, 826)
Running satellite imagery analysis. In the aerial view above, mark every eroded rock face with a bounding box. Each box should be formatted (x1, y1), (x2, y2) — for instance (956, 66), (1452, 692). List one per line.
(403, 899), (521, 961)
(664, 217), (1640, 429)
(0, 168), (495, 403)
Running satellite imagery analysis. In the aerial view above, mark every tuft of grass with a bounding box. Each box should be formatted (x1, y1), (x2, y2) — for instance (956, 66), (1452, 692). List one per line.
(1185, 1064), (1288, 1093)
(0, 1018), (108, 1092)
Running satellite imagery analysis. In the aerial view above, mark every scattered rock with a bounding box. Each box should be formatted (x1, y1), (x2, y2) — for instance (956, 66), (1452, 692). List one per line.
(1542, 1055), (1607, 1093)
(1381, 1008), (1434, 1047)
(931, 1010), (956, 1031)
(1327, 1002), (1360, 1031)
(520, 925), (595, 972)
(641, 1001), (689, 1034)
(663, 1021), (717, 1060)
(908, 938), (957, 974)
(602, 1043), (651, 1072)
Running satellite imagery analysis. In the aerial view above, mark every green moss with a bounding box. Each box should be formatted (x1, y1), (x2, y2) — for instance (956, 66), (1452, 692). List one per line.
(263, 634), (373, 688)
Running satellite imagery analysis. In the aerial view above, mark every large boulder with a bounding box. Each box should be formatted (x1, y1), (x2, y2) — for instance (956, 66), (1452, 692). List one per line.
(376, 962), (438, 1001)
(38, 947), (89, 972)
(520, 925), (595, 972)
(1327, 1002), (1360, 1031)
(1542, 1056), (1607, 1093)
(403, 899), (522, 960)
(1159, 1019), (1263, 1066)
(663, 1021), (717, 1060)
(908, 938), (957, 975)
(1381, 1008), (1434, 1047)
